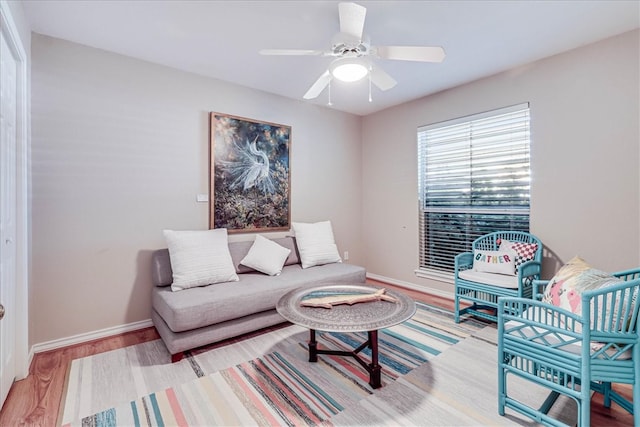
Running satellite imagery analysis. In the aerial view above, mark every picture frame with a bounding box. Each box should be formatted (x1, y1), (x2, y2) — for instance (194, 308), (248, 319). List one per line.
(209, 113), (291, 233)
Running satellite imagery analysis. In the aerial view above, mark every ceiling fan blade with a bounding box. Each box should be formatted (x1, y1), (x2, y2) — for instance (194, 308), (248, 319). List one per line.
(376, 46), (446, 63)
(303, 70), (332, 99)
(370, 67), (397, 91)
(339, 2), (366, 41)
(259, 49), (324, 56)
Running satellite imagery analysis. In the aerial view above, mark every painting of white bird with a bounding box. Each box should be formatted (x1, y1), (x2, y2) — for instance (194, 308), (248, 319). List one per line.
(220, 136), (276, 194)
(210, 113), (291, 233)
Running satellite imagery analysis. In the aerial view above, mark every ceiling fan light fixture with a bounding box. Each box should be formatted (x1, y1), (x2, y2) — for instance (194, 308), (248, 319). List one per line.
(329, 57), (369, 82)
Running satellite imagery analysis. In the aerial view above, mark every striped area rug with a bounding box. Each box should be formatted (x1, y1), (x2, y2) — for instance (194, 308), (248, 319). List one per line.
(62, 303), (491, 427)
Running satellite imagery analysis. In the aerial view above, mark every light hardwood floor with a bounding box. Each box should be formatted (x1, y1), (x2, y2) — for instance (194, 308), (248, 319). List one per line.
(0, 282), (634, 426)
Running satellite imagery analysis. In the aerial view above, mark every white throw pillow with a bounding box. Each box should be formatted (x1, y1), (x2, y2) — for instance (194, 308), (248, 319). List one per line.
(240, 235), (291, 276)
(472, 249), (516, 276)
(292, 221), (342, 269)
(163, 229), (239, 292)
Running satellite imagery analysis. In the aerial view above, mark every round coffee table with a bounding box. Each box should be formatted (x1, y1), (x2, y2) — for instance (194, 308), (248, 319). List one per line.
(276, 284), (416, 388)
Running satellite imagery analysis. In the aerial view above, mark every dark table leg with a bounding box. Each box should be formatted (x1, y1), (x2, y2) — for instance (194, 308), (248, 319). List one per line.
(368, 330), (381, 388)
(308, 329), (318, 362)
(306, 328), (382, 388)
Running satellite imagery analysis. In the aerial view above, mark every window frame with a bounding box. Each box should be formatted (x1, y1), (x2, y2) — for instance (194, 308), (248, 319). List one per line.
(415, 103), (531, 281)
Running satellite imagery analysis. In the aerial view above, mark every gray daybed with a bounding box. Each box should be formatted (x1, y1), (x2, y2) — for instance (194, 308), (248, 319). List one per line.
(151, 236), (366, 361)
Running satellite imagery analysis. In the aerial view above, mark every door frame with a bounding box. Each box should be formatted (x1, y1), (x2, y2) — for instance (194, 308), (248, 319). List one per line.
(0, 0), (30, 382)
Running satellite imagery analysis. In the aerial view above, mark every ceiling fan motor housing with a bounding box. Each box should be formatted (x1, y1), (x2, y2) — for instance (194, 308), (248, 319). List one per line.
(331, 32), (370, 57)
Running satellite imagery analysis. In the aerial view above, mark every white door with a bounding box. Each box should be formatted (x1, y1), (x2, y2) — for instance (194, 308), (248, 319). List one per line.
(0, 24), (18, 408)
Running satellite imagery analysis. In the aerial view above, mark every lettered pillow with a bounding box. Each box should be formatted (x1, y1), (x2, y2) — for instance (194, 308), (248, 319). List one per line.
(240, 235), (291, 276)
(473, 249), (516, 276)
(498, 239), (539, 274)
(163, 229), (239, 292)
(292, 221), (342, 269)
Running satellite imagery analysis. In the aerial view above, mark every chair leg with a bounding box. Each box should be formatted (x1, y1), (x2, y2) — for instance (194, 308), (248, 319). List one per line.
(634, 377), (640, 421)
(539, 390), (561, 415)
(454, 293), (460, 323)
(580, 386), (591, 427)
(602, 382), (612, 408)
(498, 360), (506, 415)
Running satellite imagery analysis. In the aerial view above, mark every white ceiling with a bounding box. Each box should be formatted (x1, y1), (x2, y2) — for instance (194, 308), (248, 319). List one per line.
(21, 1), (640, 116)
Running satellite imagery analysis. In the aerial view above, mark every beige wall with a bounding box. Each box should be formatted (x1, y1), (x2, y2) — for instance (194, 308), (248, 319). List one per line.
(362, 29), (640, 296)
(30, 34), (363, 346)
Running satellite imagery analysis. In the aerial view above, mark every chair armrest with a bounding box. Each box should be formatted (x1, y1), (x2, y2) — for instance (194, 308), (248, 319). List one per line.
(498, 296), (640, 375)
(497, 297), (583, 341)
(500, 278), (640, 348)
(515, 260), (541, 297)
(532, 279), (549, 300)
(498, 297), (579, 325)
(454, 252), (473, 274)
(517, 260), (540, 279)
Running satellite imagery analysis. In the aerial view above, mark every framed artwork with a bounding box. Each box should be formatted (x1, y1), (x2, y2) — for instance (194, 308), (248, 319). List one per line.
(209, 113), (291, 233)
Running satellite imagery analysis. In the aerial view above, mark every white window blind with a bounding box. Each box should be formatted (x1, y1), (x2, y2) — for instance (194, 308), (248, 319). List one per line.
(417, 103), (531, 275)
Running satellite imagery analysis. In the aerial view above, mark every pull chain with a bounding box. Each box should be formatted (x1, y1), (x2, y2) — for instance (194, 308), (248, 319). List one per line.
(328, 80), (333, 106)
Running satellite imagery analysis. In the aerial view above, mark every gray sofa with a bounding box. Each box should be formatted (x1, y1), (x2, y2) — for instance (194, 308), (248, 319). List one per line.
(151, 236), (366, 361)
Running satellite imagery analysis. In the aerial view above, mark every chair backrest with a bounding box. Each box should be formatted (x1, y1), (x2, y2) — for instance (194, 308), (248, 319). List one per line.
(472, 231), (543, 263)
(581, 276), (640, 336)
(611, 268), (640, 334)
(613, 267), (640, 282)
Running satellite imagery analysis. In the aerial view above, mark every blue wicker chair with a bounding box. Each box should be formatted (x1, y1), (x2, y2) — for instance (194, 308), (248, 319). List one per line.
(498, 268), (640, 426)
(454, 231), (543, 323)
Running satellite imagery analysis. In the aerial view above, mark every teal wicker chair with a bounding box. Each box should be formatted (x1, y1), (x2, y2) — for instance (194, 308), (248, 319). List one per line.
(498, 268), (640, 426)
(454, 231), (543, 323)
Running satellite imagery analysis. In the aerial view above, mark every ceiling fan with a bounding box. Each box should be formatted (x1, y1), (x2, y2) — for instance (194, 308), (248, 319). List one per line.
(259, 2), (446, 101)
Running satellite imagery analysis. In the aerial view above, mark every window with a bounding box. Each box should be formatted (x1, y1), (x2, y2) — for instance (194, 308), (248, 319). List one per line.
(417, 103), (531, 278)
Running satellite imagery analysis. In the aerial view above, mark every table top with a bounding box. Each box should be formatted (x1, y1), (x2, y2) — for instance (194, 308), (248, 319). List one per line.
(276, 284), (416, 332)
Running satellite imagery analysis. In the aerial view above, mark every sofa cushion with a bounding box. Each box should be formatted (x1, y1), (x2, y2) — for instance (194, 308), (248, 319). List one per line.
(152, 262), (366, 332)
(163, 229), (239, 291)
(292, 221), (342, 268)
(240, 235), (291, 276)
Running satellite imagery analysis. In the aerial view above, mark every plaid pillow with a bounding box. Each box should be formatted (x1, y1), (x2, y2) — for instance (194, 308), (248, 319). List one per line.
(514, 255), (528, 274)
(497, 239), (539, 274)
(510, 241), (539, 260)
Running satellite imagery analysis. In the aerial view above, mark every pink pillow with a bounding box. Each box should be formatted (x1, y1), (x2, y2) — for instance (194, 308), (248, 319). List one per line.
(541, 256), (623, 332)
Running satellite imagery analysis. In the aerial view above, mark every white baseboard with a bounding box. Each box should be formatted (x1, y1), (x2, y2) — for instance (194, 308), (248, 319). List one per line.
(366, 272), (455, 300)
(30, 319), (154, 355)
